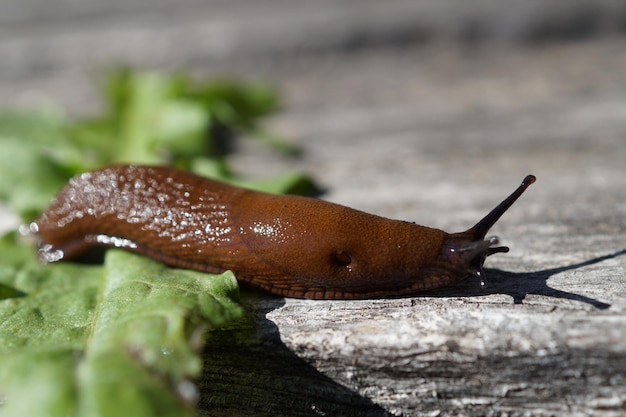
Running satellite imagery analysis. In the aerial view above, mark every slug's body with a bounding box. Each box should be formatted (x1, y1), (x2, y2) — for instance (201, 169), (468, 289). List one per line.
(34, 165), (535, 299)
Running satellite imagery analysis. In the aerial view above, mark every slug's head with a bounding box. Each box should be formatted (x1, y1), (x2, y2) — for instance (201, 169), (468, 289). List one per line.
(435, 175), (536, 286)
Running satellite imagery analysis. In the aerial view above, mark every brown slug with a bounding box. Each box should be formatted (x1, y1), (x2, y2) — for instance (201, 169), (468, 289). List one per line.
(32, 165), (535, 299)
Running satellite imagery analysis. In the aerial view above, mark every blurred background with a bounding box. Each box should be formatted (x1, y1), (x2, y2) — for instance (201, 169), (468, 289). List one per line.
(3, 0), (626, 111)
(1, 0), (626, 229)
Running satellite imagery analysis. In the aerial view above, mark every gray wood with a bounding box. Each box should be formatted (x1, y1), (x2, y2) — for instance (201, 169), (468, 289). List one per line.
(1, 1), (626, 416)
(206, 40), (626, 416)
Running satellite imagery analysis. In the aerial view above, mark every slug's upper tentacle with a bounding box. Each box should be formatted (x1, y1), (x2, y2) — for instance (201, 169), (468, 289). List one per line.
(469, 174), (536, 240)
(427, 175), (536, 289)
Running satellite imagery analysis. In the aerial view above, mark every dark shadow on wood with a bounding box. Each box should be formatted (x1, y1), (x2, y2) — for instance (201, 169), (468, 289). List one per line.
(197, 292), (392, 417)
(422, 249), (626, 309)
(195, 249), (625, 415)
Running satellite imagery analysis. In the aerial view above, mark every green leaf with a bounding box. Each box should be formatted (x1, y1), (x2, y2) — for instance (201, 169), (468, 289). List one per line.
(0, 244), (242, 417)
(191, 157), (321, 195)
(0, 349), (82, 417)
(0, 283), (23, 301)
(187, 78), (281, 129)
(0, 68), (317, 416)
(0, 111), (77, 220)
(71, 70), (291, 166)
(70, 70), (201, 165)
(0, 69), (315, 222)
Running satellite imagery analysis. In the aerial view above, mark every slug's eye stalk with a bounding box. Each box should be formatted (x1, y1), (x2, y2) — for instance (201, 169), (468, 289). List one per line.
(469, 175), (536, 240)
(442, 175), (536, 286)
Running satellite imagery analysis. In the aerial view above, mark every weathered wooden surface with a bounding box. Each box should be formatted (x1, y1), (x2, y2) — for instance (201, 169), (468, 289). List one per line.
(2, 1), (626, 416)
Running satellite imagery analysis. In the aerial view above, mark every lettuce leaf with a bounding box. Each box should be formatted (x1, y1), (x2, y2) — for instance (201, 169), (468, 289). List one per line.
(0, 69), (312, 416)
(0, 241), (241, 417)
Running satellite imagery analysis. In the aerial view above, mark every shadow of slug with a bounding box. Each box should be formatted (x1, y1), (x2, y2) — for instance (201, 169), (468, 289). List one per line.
(422, 248), (626, 309)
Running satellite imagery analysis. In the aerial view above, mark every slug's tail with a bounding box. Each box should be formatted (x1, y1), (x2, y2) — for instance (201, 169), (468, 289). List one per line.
(443, 175), (536, 285)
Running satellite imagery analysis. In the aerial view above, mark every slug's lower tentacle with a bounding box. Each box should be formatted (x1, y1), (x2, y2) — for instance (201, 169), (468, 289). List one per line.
(448, 236), (502, 259)
(437, 236), (502, 285)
